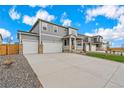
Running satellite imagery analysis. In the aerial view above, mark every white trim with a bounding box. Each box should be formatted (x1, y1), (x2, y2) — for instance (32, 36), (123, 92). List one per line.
(22, 39), (38, 42)
(19, 32), (38, 36)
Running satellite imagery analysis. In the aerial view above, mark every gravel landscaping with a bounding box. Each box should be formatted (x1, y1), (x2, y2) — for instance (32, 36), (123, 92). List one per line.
(0, 55), (42, 88)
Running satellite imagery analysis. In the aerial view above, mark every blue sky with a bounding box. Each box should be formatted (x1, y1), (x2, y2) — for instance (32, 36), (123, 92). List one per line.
(0, 5), (124, 47)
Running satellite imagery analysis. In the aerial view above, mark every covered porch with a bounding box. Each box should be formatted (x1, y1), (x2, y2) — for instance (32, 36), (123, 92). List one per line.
(62, 35), (84, 52)
(62, 35), (76, 52)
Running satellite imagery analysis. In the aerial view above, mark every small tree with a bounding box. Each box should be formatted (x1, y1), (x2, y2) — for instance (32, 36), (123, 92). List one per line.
(3, 36), (14, 68)
(6, 36), (13, 44)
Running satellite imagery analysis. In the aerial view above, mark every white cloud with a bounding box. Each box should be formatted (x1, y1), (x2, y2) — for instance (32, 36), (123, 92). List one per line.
(0, 28), (11, 39)
(23, 9), (55, 26)
(9, 6), (21, 20)
(29, 5), (49, 8)
(85, 23), (124, 41)
(86, 6), (119, 22)
(60, 12), (72, 26)
(62, 19), (72, 26)
(23, 15), (35, 26)
(85, 5), (124, 41)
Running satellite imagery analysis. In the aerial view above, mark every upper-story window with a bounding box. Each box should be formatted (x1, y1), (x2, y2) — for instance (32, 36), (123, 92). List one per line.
(84, 37), (88, 42)
(54, 26), (58, 33)
(43, 27), (47, 30)
(42, 22), (47, 31)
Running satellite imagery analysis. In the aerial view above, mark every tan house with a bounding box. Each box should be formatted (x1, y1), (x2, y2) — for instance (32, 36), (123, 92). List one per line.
(18, 19), (107, 54)
(0, 34), (2, 44)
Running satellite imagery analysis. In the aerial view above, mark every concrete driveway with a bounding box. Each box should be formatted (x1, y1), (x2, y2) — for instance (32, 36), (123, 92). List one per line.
(25, 53), (124, 88)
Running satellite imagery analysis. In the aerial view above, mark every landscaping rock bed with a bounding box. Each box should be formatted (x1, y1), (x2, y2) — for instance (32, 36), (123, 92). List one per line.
(0, 55), (42, 88)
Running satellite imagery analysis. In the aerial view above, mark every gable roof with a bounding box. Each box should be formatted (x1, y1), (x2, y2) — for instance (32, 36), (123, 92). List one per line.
(29, 18), (78, 32)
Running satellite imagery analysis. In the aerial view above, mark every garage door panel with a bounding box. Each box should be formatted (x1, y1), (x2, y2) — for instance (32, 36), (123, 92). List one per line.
(43, 42), (62, 53)
(22, 40), (38, 54)
(91, 45), (96, 51)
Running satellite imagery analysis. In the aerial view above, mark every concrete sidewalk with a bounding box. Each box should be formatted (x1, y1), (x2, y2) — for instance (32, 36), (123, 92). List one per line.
(25, 53), (124, 88)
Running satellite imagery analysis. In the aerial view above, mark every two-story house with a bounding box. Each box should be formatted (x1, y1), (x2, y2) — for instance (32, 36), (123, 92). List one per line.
(18, 19), (107, 54)
(0, 34), (2, 44)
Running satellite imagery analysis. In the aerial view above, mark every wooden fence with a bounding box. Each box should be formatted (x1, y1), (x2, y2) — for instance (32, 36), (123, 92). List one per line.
(108, 48), (124, 52)
(0, 44), (22, 56)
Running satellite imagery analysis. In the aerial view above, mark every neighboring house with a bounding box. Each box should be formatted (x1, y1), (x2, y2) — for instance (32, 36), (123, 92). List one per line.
(0, 34), (2, 44)
(17, 19), (107, 54)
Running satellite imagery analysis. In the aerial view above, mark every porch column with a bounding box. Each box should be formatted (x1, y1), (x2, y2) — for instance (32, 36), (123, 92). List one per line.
(74, 38), (76, 50)
(69, 37), (71, 52)
(81, 39), (83, 50)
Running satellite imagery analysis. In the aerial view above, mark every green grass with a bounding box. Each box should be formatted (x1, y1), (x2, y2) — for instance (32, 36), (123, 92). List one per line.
(86, 52), (124, 63)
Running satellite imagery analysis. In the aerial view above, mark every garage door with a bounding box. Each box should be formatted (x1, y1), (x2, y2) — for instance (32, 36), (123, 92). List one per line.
(22, 40), (38, 54)
(43, 42), (62, 53)
(86, 44), (89, 51)
(91, 45), (96, 51)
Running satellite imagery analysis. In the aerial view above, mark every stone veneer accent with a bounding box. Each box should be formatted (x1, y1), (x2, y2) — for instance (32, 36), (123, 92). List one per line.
(19, 44), (23, 54)
(38, 44), (43, 54)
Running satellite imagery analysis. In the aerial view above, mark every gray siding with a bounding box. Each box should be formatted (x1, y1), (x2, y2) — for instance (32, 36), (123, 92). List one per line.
(41, 21), (67, 37)
(21, 34), (38, 40)
(68, 28), (77, 36)
(41, 34), (62, 43)
(31, 23), (39, 34)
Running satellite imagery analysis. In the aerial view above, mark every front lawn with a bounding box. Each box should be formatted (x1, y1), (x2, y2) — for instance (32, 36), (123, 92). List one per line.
(86, 52), (124, 63)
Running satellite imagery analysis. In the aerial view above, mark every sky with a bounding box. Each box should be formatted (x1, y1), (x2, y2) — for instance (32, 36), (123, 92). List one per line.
(0, 5), (124, 47)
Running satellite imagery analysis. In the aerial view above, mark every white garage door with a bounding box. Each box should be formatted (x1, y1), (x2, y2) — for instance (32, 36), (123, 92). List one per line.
(91, 45), (96, 51)
(22, 40), (38, 54)
(43, 42), (62, 53)
(86, 44), (89, 51)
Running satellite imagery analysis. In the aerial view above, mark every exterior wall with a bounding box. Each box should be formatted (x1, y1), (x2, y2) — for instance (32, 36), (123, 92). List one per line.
(68, 28), (77, 36)
(41, 34), (62, 43)
(30, 23), (39, 34)
(20, 34), (38, 41)
(41, 21), (67, 37)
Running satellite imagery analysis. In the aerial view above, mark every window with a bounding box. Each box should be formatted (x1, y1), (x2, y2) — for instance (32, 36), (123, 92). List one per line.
(43, 27), (47, 30)
(42, 22), (47, 31)
(54, 29), (57, 32)
(54, 26), (58, 32)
